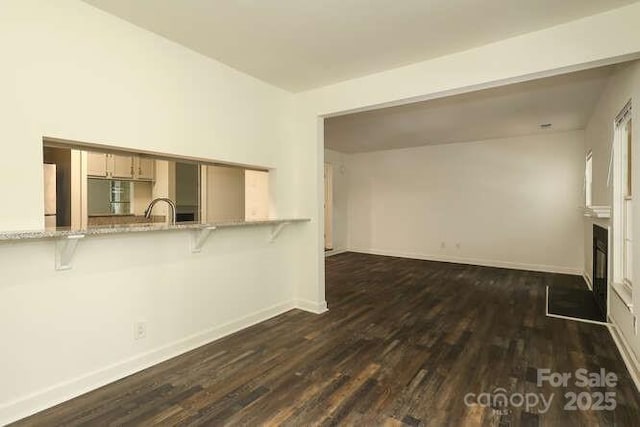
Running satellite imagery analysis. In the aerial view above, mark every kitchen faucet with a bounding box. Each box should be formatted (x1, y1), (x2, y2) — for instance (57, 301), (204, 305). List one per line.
(144, 198), (177, 225)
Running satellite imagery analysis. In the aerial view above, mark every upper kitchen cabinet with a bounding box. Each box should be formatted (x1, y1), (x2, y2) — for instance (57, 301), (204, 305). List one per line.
(87, 152), (132, 178)
(87, 152), (108, 177)
(134, 156), (155, 180)
(110, 154), (134, 179)
(86, 152), (154, 181)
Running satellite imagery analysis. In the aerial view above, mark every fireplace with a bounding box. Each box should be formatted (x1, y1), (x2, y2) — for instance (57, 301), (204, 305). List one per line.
(546, 225), (608, 323)
(592, 225), (608, 315)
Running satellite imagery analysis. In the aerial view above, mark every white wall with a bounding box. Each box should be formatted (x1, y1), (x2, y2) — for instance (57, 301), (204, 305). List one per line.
(583, 61), (640, 367)
(245, 170), (270, 221)
(151, 160), (175, 219)
(0, 1), (311, 424)
(324, 149), (349, 253)
(205, 165), (245, 222)
(345, 132), (585, 273)
(133, 181), (153, 216)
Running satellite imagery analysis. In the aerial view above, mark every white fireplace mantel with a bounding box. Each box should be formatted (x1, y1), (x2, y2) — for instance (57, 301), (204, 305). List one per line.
(584, 206), (611, 219)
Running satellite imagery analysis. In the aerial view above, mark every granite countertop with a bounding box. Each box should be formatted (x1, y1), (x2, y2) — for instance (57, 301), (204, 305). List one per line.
(0, 218), (310, 241)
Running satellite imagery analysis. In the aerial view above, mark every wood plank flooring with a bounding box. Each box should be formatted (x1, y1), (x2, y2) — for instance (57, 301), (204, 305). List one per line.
(13, 252), (640, 426)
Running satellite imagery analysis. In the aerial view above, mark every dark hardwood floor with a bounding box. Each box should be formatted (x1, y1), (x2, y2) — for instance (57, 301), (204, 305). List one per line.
(13, 252), (640, 426)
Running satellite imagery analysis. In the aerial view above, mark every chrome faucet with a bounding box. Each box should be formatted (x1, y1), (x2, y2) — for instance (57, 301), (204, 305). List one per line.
(144, 198), (177, 225)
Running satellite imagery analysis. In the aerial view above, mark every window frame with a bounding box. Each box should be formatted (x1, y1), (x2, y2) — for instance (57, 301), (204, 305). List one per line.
(585, 151), (593, 208)
(612, 101), (633, 301)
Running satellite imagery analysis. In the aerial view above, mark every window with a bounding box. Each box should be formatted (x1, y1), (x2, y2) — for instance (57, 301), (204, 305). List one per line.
(622, 117), (632, 289)
(625, 119), (632, 198)
(585, 151), (593, 207)
(612, 101), (632, 299)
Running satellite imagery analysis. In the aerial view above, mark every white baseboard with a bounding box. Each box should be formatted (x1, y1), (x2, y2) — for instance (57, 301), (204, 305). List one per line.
(325, 248), (347, 257)
(607, 321), (640, 392)
(349, 248), (582, 275)
(0, 300), (298, 425)
(295, 298), (328, 314)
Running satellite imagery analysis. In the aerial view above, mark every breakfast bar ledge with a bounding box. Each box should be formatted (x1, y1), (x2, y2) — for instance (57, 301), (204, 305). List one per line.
(0, 218), (310, 270)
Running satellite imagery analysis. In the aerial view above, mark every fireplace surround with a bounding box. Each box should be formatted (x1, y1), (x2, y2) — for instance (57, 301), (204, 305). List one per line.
(593, 224), (608, 315)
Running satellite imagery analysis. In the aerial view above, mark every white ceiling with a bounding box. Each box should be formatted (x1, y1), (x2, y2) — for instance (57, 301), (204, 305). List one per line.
(82, 0), (636, 92)
(325, 66), (616, 153)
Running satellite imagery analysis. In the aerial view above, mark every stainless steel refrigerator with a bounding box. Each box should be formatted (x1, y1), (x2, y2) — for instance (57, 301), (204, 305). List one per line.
(43, 163), (57, 228)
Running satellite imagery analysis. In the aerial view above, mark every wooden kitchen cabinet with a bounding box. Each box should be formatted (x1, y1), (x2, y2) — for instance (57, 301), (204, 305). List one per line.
(86, 151), (153, 181)
(86, 152), (108, 177)
(134, 156), (155, 180)
(109, 154), (135, 179)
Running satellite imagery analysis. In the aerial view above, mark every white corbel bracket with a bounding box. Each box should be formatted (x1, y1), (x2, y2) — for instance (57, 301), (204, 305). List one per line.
(55, 234), (85, 271)
(269, 222), (290, 243)
(191, 226), (217, 253)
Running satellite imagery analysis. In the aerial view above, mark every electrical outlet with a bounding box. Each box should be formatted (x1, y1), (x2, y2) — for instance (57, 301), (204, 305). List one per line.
(456, 242), (461, 250)
(440, 242), (446, 249)
(134, 321), (147, 340)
